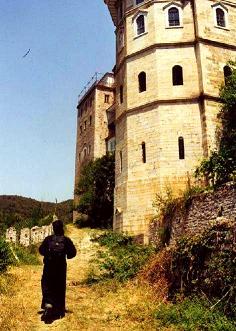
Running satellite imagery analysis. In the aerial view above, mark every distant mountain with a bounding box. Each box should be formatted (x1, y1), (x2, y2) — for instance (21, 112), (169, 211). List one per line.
(0, 195), (73, 231)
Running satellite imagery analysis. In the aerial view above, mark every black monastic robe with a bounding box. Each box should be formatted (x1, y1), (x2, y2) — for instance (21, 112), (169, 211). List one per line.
(39, 235), (76, 313)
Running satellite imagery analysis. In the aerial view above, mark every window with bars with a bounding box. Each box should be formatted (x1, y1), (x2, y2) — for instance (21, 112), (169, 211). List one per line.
(104, 94), (110, 103)
(168, 7), (180, 26)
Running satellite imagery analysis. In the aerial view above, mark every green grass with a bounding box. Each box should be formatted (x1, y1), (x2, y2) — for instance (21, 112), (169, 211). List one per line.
(154, 297), (236, 331)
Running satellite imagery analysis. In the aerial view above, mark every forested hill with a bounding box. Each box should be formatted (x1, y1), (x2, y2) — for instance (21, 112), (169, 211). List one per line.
(0, 195), (73, 230)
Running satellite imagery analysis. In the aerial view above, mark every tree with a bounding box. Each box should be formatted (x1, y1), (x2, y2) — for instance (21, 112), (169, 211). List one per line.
(195, 61), (236, 186)
(75, 153), (115, 228)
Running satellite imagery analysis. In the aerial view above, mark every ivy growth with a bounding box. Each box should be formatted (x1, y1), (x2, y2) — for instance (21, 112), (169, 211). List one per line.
(195, 61), (236, 186)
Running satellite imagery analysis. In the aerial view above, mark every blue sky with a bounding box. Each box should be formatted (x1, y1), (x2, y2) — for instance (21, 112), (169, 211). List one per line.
(0, 0), (115, 202)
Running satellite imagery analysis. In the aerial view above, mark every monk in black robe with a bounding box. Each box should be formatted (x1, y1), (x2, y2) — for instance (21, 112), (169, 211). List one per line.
(39, 220), (76, 320)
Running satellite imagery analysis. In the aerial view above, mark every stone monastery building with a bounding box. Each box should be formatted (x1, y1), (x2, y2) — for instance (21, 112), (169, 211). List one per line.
(74, 0), (236, 242)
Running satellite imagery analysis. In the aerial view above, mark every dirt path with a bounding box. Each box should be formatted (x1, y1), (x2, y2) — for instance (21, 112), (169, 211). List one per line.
(0, 225), (159, 331)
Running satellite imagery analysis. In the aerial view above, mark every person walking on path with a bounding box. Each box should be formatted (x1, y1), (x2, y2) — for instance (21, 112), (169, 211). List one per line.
(39, 219), (76, 322)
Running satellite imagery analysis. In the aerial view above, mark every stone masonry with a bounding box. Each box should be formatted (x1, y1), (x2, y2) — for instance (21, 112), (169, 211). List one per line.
(103, 0), (236, 242)
(73, 73), (115, 221)
(150, 183), (236, 245)
(6, 224), (53, 246)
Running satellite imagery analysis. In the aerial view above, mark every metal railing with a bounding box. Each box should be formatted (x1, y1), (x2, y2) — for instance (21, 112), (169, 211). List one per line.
(78, 72), (114, 103)
(78, 72), (103, 102)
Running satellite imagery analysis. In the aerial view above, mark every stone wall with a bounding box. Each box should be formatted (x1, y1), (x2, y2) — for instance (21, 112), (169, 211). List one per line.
(149, 183), (236, 245)
(6, 224), (53, 247)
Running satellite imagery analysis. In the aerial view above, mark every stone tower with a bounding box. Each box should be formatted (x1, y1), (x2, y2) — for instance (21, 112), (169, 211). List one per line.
(74, 73), (115, 216)
(104, 0), (236, 241)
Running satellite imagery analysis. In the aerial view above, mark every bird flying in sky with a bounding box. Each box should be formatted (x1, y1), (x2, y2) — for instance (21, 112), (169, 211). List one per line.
(22, 49), (31, 58)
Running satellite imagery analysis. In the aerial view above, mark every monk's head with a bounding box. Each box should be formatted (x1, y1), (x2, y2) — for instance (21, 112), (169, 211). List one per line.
(52, 219), (64, 235)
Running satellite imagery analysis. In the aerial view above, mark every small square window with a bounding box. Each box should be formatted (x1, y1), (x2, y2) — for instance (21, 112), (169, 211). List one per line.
(136, 0), (144, 5)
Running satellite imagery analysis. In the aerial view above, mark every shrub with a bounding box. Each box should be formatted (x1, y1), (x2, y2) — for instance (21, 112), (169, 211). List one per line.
(14, 245), (40, 265)
(195, 60), (236, 187)
(75, 153), (115, 228)
(169, 220), (236, 317)
(87, 231), (155, 283)
(0, 239), (14, 273)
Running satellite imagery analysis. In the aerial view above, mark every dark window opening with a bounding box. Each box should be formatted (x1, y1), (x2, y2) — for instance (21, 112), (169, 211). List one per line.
(136, 0), (144, 5)
(84, 121), (87, 131)
(138, 71), (146, 92)
(216, 8), (225, 27)
(168, 7), (180, 26)
(120, 85), (123, 103)
(80, 125), (82, 134)
(136, 15), (145, 35)
(223, 65), (232, 84)
(105, 94), (110, 103)
(178, 137), (185, 159)
(120, 151), (123, 172)
(89, 115), (92, 125)
(172, 65), (183, 85)
(118, 1), (123, 20)
(141, 142), (146, 163)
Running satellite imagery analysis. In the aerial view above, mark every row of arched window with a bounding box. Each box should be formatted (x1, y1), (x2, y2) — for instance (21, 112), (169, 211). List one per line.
(137, 65), (183, 96)
(132, 4), (228, 38)
(119, 65), (231, 101)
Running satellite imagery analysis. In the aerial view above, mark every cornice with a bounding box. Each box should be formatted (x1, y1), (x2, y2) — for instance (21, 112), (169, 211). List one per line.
(115, 37), (236, 74)
(115, 94), (221, 123)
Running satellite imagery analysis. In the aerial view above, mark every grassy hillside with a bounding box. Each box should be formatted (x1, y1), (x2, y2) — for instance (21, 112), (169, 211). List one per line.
(0, 195), (73, 234)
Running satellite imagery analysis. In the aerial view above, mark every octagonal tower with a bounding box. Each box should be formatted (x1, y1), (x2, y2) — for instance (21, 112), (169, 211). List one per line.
(104, 0), (236, 242)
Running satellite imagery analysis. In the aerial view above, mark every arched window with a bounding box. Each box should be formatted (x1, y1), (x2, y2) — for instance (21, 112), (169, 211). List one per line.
(141, 142), (146, 163)
(178, 137), (185, 160)
(138, 71), (146, 92)
(168, 7), (180, 26)
(216, 8), (225, 27)
(136, 15), (145, 35)
(223, 65), (232, 84)
(172, 65), (183, 86)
